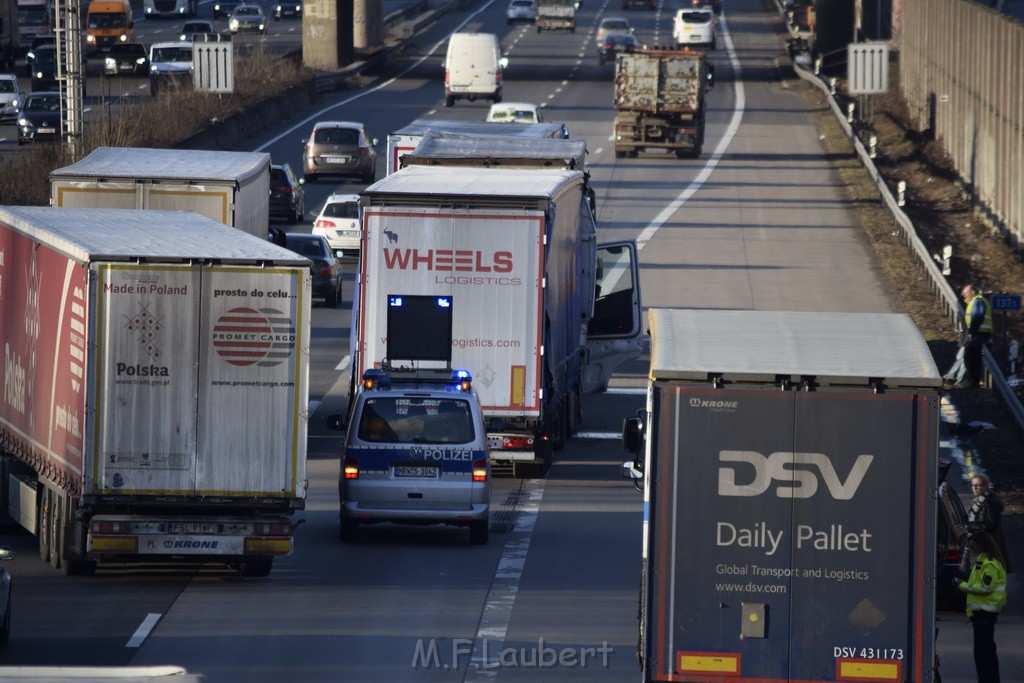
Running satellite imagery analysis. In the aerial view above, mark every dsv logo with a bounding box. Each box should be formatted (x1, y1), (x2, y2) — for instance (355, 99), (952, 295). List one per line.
(718, 451), (873, 500)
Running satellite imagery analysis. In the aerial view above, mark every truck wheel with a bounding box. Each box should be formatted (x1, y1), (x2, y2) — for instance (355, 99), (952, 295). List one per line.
(445, 95), (455, 108)
(238, 557), (274, 578)
(536, 26), (542, 33)
(339, 517), (359, 542)
(0, 593), (10, 646)
(49, 498), (63, 570)
(615, 149), (626, 159)
(469, 520), (489, 545)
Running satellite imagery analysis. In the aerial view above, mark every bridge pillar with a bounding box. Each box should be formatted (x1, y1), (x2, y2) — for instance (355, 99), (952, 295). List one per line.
(303, 0), (383, 69)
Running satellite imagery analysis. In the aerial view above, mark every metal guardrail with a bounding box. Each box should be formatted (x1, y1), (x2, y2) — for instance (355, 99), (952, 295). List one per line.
(780, 23), (1024, 436)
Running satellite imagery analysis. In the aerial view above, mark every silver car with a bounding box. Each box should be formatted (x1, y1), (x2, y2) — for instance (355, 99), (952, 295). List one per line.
(333, 368), (491, 544)
(0, 74), (25, 124)
(506, 0), (536, 24)
(228, 5), (267, 34)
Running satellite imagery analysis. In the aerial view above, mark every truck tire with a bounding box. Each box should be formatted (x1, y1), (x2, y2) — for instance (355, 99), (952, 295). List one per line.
(614, 149), (626, 158)
(38, 489), (51, 563)
(238, 557), (274, 578)
(536, 26), (542, 33)
(0, 592), (10, 646)
(49, 498), (63, 570)
(469, 519), (489, 545)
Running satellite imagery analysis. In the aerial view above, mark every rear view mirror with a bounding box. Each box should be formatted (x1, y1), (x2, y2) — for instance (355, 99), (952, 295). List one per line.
(622, 413), (644, 455)
(706, 62), (716, 90)
(326, 414), (347, 431)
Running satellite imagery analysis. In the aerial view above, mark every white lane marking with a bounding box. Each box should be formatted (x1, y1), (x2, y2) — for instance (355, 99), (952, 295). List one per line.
(253, 0), (503, 152)
(336, 354), (351, 372)
(635, 15), (744, 252)
(605, 387), (646, 394)
(127, 613), (162, 648)
(594, 147), (604, 154)
(463, 480), (544, 680)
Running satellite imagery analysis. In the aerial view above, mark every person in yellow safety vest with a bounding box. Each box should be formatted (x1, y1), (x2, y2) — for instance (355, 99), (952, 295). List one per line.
(955, 532), (1007, 683)
(959, 283), (993, 389)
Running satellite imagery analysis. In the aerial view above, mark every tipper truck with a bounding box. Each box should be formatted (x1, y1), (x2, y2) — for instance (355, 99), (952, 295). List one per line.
(49, 147), (272, 239)
(622, 309), (942, 683)
(613, 48), (714, 158)
(0, 206), (311, 577)
(535, 0), (576, 32)
(354, 165), (643, 477)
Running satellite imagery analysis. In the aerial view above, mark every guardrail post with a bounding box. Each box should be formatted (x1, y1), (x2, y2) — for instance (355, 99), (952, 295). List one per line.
(897, 180), (906, 207)
(869, 134), (877, 159)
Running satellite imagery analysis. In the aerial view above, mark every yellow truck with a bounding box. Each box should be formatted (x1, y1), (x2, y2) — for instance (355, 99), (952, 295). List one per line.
(84, 0), (134, 56)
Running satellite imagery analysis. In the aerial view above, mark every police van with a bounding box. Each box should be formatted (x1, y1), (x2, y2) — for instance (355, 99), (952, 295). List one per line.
(332, 367), (491, 544)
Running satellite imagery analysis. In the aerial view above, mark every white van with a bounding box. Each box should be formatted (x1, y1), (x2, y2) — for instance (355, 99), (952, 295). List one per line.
(443, 32), (507, 107)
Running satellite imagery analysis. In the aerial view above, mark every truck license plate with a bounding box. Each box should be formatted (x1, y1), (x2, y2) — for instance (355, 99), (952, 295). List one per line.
(394, 466), (438, 478)
(38, 127), (55, 133)
(168, 522), (218, 534)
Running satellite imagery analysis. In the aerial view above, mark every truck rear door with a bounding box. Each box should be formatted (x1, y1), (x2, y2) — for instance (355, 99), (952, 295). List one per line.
(646, 386), (937, 683)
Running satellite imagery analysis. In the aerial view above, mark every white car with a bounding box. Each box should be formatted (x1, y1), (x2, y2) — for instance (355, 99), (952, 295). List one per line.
(486, 101), (543, 124)
(596, 16), (633, 47)
(312, 193), (361, 257)
(673, 8), (716, 49)
(506, 0), (536, 23)
(149, 42), (194, 96)
(0, 73), (26, 124)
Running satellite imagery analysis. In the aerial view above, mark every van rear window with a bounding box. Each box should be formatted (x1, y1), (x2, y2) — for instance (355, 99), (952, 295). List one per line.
(358, 398), (475, 444)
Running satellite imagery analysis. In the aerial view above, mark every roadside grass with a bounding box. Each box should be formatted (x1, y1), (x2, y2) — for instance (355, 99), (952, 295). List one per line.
(0, 44), (312, 206)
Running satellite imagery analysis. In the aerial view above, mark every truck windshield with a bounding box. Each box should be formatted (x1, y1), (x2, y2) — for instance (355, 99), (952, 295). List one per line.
(358, 398), (475, 444)
(18, 7), (48, 26)
(88, 13), (127, 28)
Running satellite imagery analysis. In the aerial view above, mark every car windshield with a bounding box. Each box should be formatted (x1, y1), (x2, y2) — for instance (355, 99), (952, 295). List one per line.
(153, 47), (192, 61)
(314, 127), (359, 145)
(0, 80), (16, 94)
(184, 23), (211, 32)
(358, 397), (475, 444)
(491, 109), (537, 122)
(324, 202), (359, 219)
(112, 45), (144, 56)
(34, 48), (55, 65)
(88, 13), (127, 28)
(25, 96), (60, 112)
(235, 7), (259, 15)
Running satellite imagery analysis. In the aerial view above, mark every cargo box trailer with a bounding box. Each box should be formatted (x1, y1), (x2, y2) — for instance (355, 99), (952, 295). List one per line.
(0, 206), (310, 576)
(622, 309), (942, 683)
(49, 147), (271, 239)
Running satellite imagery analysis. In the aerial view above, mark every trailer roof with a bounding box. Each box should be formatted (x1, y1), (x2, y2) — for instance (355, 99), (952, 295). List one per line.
(49, 146), (270, 185)
(406, 132), (587, 169)
(648, 308), (942, 388)
(363, 164), (584, 198)
(391, 119), (567, 140)
(0, 206), (308, 265)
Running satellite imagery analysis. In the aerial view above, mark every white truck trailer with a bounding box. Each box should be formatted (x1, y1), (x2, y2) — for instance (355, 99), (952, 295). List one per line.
(354, 165), (642, 477)
(385, 119), (568, 175)
(0, 206), (311, 577)
(622, 309), (942, 683)
(49, 147), (272, 239)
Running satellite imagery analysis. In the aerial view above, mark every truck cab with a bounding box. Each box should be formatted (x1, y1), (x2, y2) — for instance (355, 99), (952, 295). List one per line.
(85, 0), (134, 57)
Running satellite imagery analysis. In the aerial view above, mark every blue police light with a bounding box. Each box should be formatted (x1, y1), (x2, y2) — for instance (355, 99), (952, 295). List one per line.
(452, 369), (472, 392)
(437, 297), (451, 308)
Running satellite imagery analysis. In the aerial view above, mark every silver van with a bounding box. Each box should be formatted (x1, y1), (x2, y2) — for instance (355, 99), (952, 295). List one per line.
(443, 32), (508, 107)
(332, 368), (491, 544)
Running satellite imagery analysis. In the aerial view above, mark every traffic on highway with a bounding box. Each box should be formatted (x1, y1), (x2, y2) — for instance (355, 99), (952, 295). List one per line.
(0, 0), (1018, 681)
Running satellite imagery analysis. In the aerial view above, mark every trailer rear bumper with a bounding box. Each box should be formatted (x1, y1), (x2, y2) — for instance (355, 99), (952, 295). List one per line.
(86, 514), (294, 558)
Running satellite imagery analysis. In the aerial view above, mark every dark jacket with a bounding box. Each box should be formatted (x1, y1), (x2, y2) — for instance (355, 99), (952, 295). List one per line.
(965, 493), (1012, 573)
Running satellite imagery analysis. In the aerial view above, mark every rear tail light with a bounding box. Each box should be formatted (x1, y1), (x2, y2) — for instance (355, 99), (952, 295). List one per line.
(253, 522), (291, 535)
(91, 520), (131, 534)
(445, 69), (450, 84)
(472, 458), (488, 482)
(945, 541), (963, 564)
(343, 456), (359, 480)
(273, 185), (292, 194)
(315, 219), (336, 229)
(317, 263), (332, 276)
(501, 436), (534, 450)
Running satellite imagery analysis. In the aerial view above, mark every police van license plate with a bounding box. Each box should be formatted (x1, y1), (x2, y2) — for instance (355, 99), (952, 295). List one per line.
(394, 466), (439, 478)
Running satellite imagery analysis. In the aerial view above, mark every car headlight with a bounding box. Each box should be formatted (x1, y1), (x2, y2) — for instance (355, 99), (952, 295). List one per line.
(86, 34), (95, 43)
(258, 22), (265, 29)
(105, 57), (116, 67)
(151, 65), (160, 74)
(229, 19), (238, 28)
(17, 117), (29, 127)
(11, 98), (19, 109)
(275, 4), (282, 10)
(34, 71), (43, 79)
(180, 33), (187, 40)
(136, 57), (147, 65)
(119, 34), (127, 42)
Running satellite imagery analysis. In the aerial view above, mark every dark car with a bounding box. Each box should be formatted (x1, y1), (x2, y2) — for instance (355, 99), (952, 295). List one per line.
(282, 233), (342, 307)
(30, 45), (59, 91)
(269, 162), (305, 225)
(273, 0), (302, 19)
(17, 91), (62, 145)
(212, 0), (241, 18)
(103, 42), (150, 77)
(179, 19), (217, 41)
(0, 546), (13, 646)
(25, 35), (56, 78)
(598, 33), (641, 65)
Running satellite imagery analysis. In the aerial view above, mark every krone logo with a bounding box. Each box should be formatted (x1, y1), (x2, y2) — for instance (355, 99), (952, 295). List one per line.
(212, 307), (296, 367)
(717, 451), (873, 500)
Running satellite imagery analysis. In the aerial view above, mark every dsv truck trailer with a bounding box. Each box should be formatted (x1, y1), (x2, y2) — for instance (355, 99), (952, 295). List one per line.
(0, 206), (310, 576)
(355, 165), (642, 477)
(622, 309), (941, 683)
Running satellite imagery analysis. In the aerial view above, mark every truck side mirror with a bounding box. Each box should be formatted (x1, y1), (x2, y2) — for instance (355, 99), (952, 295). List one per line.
(326, 414), (347, 430)
(622, 414), (644, 455)
(706, 62), (715, 90)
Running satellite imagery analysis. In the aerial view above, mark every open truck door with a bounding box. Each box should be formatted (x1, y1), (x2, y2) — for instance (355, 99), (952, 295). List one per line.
(582, 241), (643, 394)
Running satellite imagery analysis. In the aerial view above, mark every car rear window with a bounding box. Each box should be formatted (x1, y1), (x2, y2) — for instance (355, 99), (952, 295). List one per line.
(325, 202), (359, 219)
(288, 237), (325, 258)
(314, 128), (359, 145)
(0, 80), (15, 94)
(603, 20), (629, 30)
(681, 10), (712, 21)
(358, 398), (475, 444)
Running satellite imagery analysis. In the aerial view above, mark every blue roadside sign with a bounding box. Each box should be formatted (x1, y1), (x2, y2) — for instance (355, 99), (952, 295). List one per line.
(990, 294), (1021, 311)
